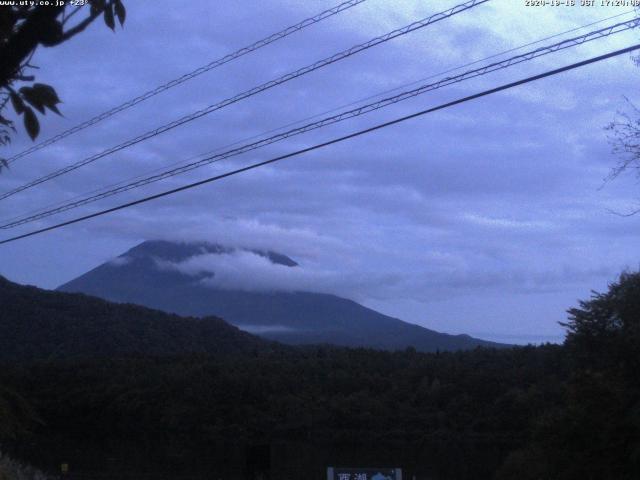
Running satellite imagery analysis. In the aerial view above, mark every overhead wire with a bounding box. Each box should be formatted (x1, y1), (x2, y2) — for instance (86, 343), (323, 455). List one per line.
(4, 0), (369, 165)
(0, 0), (490, 201)
(1, 42), (638, 245)
(3, 9), (633, 226)
(2, 16), (638, 229)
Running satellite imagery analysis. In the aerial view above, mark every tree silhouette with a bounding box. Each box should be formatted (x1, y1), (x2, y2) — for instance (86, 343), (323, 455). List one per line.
(606, 100), (640, 215)
(0, 0), (126, 166)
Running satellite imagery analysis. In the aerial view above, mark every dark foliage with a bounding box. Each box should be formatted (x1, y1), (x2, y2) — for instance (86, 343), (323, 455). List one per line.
(505, 271), (640, 480)
(1, 272), (639, 479)
(0, 1), (125, 152)
(0, 275), (272, 362)
(1, 345), (566, 480)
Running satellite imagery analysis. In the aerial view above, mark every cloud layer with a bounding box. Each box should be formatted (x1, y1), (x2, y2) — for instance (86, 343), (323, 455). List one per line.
(2, 0), (640, 343)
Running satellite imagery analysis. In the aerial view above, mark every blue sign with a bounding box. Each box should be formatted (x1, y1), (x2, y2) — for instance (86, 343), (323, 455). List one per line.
(327, 467), (401, 480)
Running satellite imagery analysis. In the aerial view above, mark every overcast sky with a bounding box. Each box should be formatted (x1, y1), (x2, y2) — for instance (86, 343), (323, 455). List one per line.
(1, 0), (640, 344)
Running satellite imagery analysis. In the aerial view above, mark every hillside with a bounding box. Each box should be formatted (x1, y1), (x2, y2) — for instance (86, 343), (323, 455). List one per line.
(58, 240), (507, 352)
(0, 276), (271, 362)
(2, 269), (639, 479)
(1, 345), (566, 480)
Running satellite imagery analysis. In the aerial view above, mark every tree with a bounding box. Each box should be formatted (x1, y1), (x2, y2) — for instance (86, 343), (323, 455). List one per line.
(0, 385), (38, 442)
(606, 100), (640, 215)
(554, 272), (640, 479)
(563, 270), (640, 371)
(500, 273), (640, 479)
(0, 0), (126, 167)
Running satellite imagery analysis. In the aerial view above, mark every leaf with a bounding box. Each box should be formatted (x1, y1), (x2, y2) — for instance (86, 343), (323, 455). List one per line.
(31, 83), (62, 115)
(32, 83), (61, 104)
(20, 87), (46, 114)
(104, 3), (115, 30)
(23, 107), (40, 141)
(0, 115), (14, 128)
(19, 84), (62, 115)
(38, 19), (63, 46)
(9, 92), (24, 114)
(90, 0), (106, 16)
(114, 0), (126, 26)
(47, 103), (62, 116)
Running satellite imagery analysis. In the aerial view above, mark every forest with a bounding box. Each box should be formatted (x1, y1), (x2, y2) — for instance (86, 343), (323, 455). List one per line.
(0, 271), (639, 479)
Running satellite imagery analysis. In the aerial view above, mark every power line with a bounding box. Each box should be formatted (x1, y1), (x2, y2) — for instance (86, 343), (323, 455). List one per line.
(4, 0), (368, 165)
(320, 9), (637, 118)
(3, 16), (638, 229)
(3, 16), (634, 227)
(1, 42), (638, 246)
(4, 9), (633, 227)
(0, 0), (490, 201)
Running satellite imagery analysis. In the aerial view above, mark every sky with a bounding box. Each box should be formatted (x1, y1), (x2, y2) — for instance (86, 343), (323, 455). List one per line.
(1, 0), (640, 344)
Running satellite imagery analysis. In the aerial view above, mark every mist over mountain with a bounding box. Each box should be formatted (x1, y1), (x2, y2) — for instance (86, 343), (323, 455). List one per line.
(58, 240), (506, 352)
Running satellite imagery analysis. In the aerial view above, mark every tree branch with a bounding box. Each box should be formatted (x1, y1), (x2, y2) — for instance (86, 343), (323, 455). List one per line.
(59, 8), (103, 43)
(0, 6), (64, 89)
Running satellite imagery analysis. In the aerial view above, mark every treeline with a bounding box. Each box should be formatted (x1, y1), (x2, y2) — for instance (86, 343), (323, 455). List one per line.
(0, 276), (273, 362)
(1, 345), (566, 479)
(1, 272), (639, 479)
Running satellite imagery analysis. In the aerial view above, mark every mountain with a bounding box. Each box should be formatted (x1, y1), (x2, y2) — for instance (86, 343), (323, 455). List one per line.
(0, 275), (271, 363)
(58, 240), (506, 351)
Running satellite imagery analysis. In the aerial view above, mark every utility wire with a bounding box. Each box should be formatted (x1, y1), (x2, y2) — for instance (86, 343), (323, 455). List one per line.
(2, 16), (638, 229)
(0, 0), (489, 201)
(4, 0), (368, 165)
(1, 43), (638, 246)
(3, 16), (634, 227)
(4, 9), (633, 227)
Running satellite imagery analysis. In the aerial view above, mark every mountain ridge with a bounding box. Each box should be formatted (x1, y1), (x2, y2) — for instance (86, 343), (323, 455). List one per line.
(0, 274), (272, 362)
(58, 240), (507, 351)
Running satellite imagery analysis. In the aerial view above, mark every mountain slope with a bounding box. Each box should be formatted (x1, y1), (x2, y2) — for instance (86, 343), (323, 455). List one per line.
(0, 275), (271, 362)
(58, 240), (506, 351)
